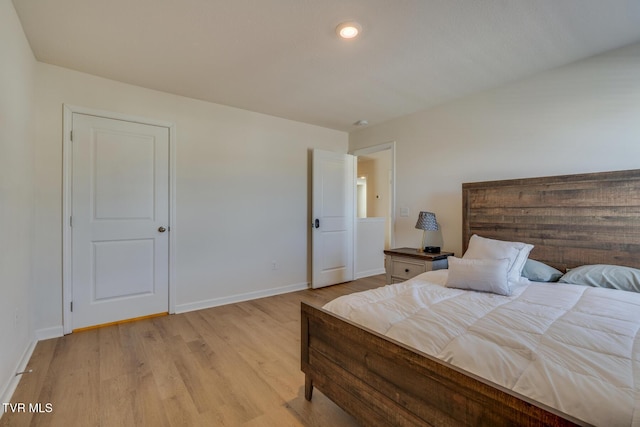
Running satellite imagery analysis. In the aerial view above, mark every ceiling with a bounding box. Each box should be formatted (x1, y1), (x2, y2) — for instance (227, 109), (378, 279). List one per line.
(13, 0), (640, 131)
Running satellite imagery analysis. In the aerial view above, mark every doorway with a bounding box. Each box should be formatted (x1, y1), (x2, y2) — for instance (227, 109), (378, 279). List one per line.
(351, 142), (395, 279)
(352, 142), (395, 250)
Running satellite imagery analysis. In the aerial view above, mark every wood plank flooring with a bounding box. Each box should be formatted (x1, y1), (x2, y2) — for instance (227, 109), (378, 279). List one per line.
(1, 275), (386, 427)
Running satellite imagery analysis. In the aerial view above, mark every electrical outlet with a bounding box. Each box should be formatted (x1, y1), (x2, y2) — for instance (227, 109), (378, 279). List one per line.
(271, 261), (277, 270)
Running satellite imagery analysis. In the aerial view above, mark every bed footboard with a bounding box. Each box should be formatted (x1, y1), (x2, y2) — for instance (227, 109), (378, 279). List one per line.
(301, 302), (586, 427)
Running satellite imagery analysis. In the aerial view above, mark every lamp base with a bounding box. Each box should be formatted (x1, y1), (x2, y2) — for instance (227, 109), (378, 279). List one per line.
(424, 246), (441, 254)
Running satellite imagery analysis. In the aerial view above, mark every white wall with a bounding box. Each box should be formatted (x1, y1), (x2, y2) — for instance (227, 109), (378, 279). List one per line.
(350, 42), (640, 257)
(0, 0), (37, 404)
(33, 64), (347, 331)
(355, 218), (386, 279)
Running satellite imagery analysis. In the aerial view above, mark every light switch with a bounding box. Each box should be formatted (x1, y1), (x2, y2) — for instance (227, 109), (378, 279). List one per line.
(400, 207), (409, 217)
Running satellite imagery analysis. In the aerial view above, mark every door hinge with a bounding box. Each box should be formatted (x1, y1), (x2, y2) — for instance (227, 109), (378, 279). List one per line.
(69, 216), (73, 227)
(70, 301), (73, 312)
(70, 130), (73, 141)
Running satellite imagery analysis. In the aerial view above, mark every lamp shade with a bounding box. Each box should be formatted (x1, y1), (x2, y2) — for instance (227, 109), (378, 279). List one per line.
(415, 211), (439, 231)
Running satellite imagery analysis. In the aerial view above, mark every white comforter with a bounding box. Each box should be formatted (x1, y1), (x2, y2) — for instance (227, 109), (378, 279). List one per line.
(323, 270), (640, 427)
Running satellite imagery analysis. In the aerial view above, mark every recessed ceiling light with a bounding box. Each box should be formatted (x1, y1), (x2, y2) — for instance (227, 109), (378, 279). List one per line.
(353, 119), (368, 126)
(336, 21), (362, 39)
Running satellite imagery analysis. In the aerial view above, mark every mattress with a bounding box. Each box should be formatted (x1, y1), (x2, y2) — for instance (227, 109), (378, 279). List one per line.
(323, 270), (640, 427)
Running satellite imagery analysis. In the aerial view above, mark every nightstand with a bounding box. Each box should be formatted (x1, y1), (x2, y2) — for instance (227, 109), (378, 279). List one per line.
(383, 248), (454, 284)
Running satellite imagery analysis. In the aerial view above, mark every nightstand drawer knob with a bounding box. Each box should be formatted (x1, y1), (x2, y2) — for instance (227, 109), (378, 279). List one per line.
(405, 268), (410, 273)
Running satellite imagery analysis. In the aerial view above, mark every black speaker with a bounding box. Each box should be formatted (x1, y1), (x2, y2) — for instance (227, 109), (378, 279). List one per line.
(424, 246), (440, 254)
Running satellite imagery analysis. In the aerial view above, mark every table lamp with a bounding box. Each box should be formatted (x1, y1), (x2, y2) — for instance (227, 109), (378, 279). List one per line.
(415, 211), (440, 253)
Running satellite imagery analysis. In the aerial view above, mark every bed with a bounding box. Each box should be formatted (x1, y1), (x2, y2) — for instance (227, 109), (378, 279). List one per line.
(301, 169), (640, 426)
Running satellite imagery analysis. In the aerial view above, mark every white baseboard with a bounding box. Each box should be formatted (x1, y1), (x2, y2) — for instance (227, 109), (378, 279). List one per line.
(0, 339), (37, 412)
(175, 282), (310, 314)
(355, 268), (386, 280)
(35, 326), (64, 341)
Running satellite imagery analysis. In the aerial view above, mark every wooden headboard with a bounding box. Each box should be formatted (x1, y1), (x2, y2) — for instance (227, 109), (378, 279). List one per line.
(462, 169), (640, 272)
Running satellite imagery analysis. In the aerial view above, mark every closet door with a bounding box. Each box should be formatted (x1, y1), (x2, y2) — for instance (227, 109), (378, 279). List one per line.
(70, 113), (170, 330)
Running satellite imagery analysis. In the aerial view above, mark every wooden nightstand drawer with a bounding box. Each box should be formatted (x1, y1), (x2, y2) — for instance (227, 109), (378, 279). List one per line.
(392, 259), (426, 280)
(384, 248), (454, 285)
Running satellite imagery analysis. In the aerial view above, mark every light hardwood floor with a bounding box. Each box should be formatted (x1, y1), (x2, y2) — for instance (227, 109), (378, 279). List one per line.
(1, 275), (386, 427)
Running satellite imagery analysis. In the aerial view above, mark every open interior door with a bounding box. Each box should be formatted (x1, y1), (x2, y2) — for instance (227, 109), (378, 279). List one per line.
(311, 149), (355, 288)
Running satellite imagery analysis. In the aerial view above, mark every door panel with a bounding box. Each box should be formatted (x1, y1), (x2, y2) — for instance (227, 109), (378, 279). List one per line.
(94, 132), (156, 219)
(93, 239), (155, 300)
(72, 113), (169, 330)
(311, 149), (355, 288)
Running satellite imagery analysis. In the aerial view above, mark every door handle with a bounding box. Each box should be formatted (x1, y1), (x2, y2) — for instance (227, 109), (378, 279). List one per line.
(313, 219), (320, 228)
(158, 226), (167, 233)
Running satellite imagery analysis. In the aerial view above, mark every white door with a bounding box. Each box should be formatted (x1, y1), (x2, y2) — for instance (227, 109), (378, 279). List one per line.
(311, 149), (355, 288)
(71, 113), (170, 330)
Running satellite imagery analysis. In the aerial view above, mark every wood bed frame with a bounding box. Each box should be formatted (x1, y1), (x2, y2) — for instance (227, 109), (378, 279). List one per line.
(302, 169), (640, 427)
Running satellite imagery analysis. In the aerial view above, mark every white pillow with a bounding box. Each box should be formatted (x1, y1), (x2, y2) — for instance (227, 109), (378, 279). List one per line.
(463, 234), (533, 282)
(446, 257), (511, 296)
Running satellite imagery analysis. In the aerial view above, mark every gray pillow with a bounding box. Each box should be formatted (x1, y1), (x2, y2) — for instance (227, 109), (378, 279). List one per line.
(559, 264), (640, 293)
(521, 259), (563, 282)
